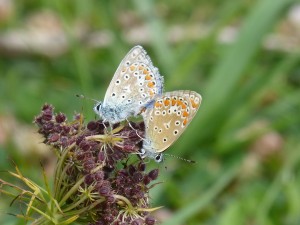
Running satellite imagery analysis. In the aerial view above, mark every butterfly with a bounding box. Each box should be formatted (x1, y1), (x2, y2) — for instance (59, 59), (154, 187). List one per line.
(140, 90), (202, 162)
(94, 46), (164, 124)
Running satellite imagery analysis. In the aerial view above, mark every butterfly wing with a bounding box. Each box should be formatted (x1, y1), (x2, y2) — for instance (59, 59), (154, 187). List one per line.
(142, 90), (202, 153)
(102, 46), (163, 115)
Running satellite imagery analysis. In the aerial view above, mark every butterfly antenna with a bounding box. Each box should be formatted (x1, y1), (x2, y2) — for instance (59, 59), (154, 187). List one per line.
(164, 153), (196, 164)
(76, 94), (99, 103)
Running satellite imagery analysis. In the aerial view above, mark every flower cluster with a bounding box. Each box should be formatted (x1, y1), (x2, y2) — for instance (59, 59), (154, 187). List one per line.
(31, 104), (161, 224)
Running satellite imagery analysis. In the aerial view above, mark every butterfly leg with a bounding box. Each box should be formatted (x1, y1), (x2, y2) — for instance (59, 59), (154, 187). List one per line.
(125, 118), (145, 141)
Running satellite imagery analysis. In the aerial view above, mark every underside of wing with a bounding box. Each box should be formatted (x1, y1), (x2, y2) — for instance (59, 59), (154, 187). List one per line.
(103, 46), (163, 114)
(143, 90), (202, 153)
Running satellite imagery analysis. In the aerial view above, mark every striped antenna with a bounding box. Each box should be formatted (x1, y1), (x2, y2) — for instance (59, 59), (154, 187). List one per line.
(164, 153), (196, 164)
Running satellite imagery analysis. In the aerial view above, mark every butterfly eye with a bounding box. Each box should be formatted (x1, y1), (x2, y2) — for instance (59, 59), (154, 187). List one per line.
(155, 154), (163, 163)
(94, 102), (102, 113)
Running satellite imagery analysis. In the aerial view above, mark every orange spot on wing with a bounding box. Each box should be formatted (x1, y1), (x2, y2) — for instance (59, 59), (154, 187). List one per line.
(171, 99), (177, 106)
(182, 111), (189, 117)
(164, 99), (170, 106)
(181, 103), (187, 109)
(130, 65), (136, 71)
(145, 74), (152, 80)
(191, 99), (199, 109)
(183, 119), (188, 126)
(149, 90), (154, 97)
(147, 82), (155, 88)
(139, 65), (145, 70)
(155, 102), (162, 108)
(143, 69), (149, 75)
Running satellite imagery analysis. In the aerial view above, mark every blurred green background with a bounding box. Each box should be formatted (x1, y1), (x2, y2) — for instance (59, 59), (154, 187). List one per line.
(1, 0), (300, 224)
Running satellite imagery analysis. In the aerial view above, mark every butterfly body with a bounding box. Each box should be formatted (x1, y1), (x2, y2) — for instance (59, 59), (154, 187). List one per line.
(140, 90), (202, 162)
(94, 45), (164, 124)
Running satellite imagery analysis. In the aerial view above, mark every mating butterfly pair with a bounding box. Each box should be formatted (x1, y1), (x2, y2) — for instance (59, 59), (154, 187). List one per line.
(94, 46), (202, 162)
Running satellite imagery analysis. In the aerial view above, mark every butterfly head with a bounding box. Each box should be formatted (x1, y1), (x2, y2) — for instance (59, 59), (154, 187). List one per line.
(93, 101), (103, 116)
(139, 148), (164, 163)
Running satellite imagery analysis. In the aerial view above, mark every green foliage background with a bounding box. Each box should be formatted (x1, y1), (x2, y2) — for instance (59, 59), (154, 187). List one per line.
(1, 0), (300, 224)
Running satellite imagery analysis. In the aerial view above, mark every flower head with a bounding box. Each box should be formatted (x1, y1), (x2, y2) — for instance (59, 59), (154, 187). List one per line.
(31, 104), (161, 224)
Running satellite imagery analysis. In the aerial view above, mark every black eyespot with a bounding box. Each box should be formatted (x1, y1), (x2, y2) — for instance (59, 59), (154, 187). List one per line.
(122, 95), (126, 99)
(163, 138), (167, 142)
(174, 130), (178, 135)
(155, 154), (162, 162)
(112, 93), (116, 97)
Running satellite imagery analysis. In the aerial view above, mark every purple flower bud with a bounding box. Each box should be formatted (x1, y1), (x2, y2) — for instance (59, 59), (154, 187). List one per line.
(121, 143), (139, 153)
(128, 165), (136, 176)
(106, 195), (115, 203)
(76, 135), (84, 145)
(87, 121), (99, 131)
(138, 162), (146, 171)
(73, 113), (82, 121)
(43, 122), (54, 131)
(145, 216), (156, 225)
(133, 172), (143, 183)
(99, 185), (111, 196)
(94, 171), (104, 181)
(97, 120), (109, 131)
(62, 126), (71, 134)
(76, 151), (85, 160)
(124, 187), (131, 196)
(48, 133), (60, 142)
(148, 169), (159, 180)
(34, 116), (43, 126)
(42, 111), (53, 121)
(143, 176), (151, 185)
(118, 169), (128, 177)
(83, 160), (96, 172)
(97, 151), (105, 162)
(42, 104), (53, 111)
(131, 219), (143, 225)
(60, 136), (69, 148)
(84, 152), (93, 159)
(84, 174), (94, 185)
(79, 141), (91, 151)
(55, 113), (66, 123)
